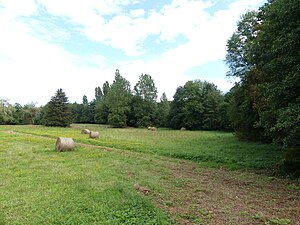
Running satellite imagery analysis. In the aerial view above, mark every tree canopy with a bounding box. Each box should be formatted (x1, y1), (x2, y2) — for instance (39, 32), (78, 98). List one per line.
(169, 80), (223, 130)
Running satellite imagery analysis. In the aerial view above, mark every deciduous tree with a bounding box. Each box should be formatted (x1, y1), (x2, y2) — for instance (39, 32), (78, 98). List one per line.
(106, 70), (131, 127)
(130, 74), (158, 127)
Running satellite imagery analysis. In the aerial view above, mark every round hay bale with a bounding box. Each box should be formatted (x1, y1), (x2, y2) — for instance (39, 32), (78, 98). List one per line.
(81, 129), (91, 134)
(55, 137), (75, 152)
(89, 131), (99, 139)
(149, 127), (157, 131)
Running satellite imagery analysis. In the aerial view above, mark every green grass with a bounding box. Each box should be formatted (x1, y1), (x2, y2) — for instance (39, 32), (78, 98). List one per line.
(0, 124), (290, 224)
(0, 129), (171, 224)
(1, 124), (283, 170)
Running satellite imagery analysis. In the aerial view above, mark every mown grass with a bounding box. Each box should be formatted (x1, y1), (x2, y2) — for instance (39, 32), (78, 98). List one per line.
(0, 130), (171, 224)
(1, 124), (284, 171)
(0, 125), (298, 224)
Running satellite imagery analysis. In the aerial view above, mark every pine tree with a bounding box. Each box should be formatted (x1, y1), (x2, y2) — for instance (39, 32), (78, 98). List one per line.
(44, 89), (72, 127)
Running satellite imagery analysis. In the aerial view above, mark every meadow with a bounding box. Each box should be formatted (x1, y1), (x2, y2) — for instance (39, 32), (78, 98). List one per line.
(0, 124), (299, 224)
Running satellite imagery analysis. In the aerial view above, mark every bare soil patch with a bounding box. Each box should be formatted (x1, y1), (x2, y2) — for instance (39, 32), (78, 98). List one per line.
(151, 160), (300, 224)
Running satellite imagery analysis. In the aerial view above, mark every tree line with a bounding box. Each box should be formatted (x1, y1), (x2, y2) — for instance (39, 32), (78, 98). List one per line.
(0, 0), (298, 175)
(1, 69), (229, 131)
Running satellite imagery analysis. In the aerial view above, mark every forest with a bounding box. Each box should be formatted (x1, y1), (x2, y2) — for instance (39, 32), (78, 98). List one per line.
(0, 0), (299, 175)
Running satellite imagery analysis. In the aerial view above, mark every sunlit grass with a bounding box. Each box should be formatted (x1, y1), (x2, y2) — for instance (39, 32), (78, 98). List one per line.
(0, 125), (296, 224)
(0, 128), (171, 224)
(1, 124), (283, 170)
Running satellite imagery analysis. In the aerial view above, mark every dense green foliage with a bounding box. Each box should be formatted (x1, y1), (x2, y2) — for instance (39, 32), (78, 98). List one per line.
(94, 82), (110, 124)
(106, 70), (132, 127)
(226, 0), (300, 146)
(70, 95), (95, 124)
(254, 0), (300, 148)
(129, 74), (158, 127)
(43, 89), (72, 127)
(169, 80), (224, 130)
(225, 0), (300, 175)
(155, 93), (170, 127)
(0, 99), (16, 124)
(0, 100), (42, 125)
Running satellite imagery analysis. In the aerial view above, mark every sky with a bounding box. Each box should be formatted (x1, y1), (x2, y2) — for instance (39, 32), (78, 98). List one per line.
(0, 0), (266, 106)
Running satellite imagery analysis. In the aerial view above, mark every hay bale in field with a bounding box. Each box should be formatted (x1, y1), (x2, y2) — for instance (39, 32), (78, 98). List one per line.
(148, 126), (157, 131)
(89, 131), (99, 139)
(81, 129), (91, 134)
(151, 127), (157, 131)
(55, 137), (75, 151)
(180, 127), (186, 131)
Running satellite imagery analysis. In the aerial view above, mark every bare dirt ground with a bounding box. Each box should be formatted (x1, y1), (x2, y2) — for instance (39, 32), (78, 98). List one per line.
(149, 159), (300, 225)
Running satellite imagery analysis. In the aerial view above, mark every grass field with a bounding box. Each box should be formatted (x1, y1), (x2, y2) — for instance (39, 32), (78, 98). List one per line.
(0, 124), (299, 224)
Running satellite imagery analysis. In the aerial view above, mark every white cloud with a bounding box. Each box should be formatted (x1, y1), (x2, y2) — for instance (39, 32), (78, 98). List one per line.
(130, 9), (145, 18)
(0, 0), (267, 105)
(4, 0), (263, 57)
(0, 0), (37, 16)
(0, 2), (112, 105)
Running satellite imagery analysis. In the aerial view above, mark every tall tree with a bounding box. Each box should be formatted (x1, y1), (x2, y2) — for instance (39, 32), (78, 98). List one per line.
(95, 82), (110, 124)
(44, 89), (72, 127)
(155, 92), (170, 127)
(87, 100), (96, 123)
(134, 74), (157, 102)
(80, 95), (90, 123)
(225, 10), (258, 79)
(130, 74), (158, 127)
(22, 103), (38, 125)
(225, 10), (263, 140)
(106, 70), (131, 127)
(254, 0), (300, 148)
(95, 86), (103, 103)
(169, 86), (186, 129)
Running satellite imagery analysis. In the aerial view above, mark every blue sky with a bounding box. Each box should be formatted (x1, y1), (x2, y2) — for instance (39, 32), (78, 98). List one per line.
(0, 0), (266, 105)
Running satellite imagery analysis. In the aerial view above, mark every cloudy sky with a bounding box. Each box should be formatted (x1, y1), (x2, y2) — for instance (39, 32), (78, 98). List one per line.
(0, 0), (266, 106)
